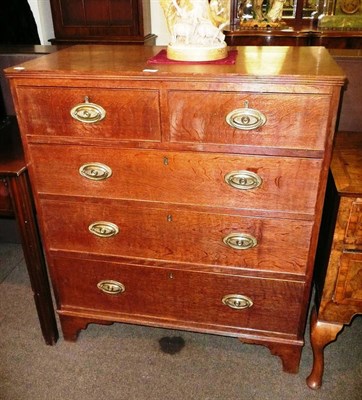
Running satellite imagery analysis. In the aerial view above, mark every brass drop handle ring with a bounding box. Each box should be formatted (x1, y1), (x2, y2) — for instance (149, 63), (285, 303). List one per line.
(79, 162), (112, 181)
(97, 280), (125, 295)
(223, 233), (258, 250)
(70, 96), (106, 123)
(222, 294), (253, 310)
(225, 170), (262, 190)
(226, 101), (266, 130)
(89, 221), (119, 238)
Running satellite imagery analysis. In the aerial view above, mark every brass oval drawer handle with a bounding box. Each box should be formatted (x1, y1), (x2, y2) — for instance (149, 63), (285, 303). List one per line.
(222, 294), (253, 310)
(226, 101), (266, 130)
(79, 162), (112, 181)
(224, 170), (262, 190)
(97, 280), (125, 295)
(70, 96), (106, 123)
(89, 221), (119, 238)
(223, 233), (258, 250)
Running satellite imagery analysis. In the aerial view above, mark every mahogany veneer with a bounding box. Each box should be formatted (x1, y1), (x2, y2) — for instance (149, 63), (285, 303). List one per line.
(6, 45), (345, 374)
(48, 0), (156, 45)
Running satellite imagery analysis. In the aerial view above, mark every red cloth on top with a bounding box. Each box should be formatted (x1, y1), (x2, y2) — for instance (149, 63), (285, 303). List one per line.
(147, 49), (238, 65)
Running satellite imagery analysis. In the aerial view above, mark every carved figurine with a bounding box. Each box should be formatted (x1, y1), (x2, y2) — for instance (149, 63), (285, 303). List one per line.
(160, 0), (229, 61)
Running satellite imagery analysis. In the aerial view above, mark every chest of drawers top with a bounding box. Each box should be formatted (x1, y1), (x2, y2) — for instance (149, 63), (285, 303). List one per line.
(5, 45), (343, 83)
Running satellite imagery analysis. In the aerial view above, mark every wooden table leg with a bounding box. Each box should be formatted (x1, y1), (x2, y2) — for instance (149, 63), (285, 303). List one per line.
(7, 171), (58, 345)
(306, 307), (343, 389)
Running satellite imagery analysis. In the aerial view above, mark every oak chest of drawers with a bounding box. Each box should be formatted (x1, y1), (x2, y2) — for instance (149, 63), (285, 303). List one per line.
(6, 45), (345, 374)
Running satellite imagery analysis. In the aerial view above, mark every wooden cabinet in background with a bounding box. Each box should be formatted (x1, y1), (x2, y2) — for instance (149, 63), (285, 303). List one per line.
(49, 0), (156, 45)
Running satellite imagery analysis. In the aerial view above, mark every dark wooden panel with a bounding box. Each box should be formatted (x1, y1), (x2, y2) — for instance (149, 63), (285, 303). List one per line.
(50, 0), (155, 44)
(225, 29), (362, 49)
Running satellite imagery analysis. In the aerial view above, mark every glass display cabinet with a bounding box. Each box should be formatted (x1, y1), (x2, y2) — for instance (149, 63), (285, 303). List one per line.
(318, 0), (362, 29)
(228, 0), (321, 29)
(224, 0), (362, 47)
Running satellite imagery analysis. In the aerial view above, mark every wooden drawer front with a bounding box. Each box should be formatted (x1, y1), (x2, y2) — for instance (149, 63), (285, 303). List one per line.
(333, 198), (362, 250)
(16, 87), (161, 141)
(334, 252), (362, 305)
(41, 199), (312, 274)
(166, 91), (330, 150)
(30, 145), (322, 215)
(345, 200), (362, 248)
(51, 257), (304, 335)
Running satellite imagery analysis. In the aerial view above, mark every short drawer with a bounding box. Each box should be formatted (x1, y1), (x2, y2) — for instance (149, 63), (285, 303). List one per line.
(29, 144), (322, 216)
(334, 252), (362, 306)
(166, 91), (330, 150)
(345, 200), (362, 248)
(16, 87), (161, 142)
(41, 199), (313, 275)
(51, 256), (304, 335)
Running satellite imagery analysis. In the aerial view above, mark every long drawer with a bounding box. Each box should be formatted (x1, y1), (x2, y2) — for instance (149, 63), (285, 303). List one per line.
(166, 91), (330, 150)
(15, 86), (161, 142)
(51, 256), (304, 335)
(40, 199), (313, 275)
(29, 144), (322, 216)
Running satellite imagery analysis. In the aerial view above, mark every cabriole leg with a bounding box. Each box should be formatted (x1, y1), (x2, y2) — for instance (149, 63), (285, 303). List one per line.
(306, 307), (343, 389)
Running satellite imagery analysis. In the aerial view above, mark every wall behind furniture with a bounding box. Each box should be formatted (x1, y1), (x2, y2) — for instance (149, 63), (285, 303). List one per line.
(28, 0), (54, 45)
(28, 0), (170, 45)
(150, 0), (169, 45)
